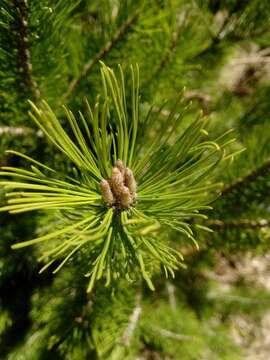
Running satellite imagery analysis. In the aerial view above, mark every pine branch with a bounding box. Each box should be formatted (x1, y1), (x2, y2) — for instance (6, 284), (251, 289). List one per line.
(206, 218), (270, 229)
(61, 8), (141, 102)
(14, 0), (40, 101)
(221, 158), (270, 196)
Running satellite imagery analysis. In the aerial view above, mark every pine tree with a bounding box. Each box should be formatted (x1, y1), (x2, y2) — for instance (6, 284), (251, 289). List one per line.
(1, 1), (270, 359)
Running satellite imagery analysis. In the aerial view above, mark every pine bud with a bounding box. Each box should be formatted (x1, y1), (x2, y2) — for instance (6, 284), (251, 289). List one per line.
(125, 167), (137, 198)
(111, 167), (125, 197)
(120, 186), (133, 208)
(101, 161), (137, 209)
(100, 179), (115, 205)
(115, 159), (126, 176)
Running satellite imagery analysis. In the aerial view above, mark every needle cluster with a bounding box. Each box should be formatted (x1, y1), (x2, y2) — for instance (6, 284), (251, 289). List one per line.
(0, 63), (233, 291)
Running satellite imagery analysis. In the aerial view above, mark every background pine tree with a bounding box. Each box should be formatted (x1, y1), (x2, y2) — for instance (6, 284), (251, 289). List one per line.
(1, 1), (270, 359)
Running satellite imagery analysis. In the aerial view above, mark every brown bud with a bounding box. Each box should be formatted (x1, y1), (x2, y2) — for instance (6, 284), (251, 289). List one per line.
(100, 179), (114, 205)
(110, 167), (125, 197)
(101, 161), (137, 209)
(120, 186), (133, 208)
(125, 167), (137, 198)
(115, 159), (126, 176)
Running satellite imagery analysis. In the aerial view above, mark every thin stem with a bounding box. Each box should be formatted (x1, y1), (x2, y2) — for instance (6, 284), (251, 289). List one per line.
(154, 19), (182, 74)
(14, 0), (40, 101)
(61, 8), (141, 103)
(166, 282), (177, 312)
(120, 287), (142, 347)
(146, 12), (184, 87)
(0, 126), (43, 137)
(151, 326), (194, 341)
(221, 158), (270, 196)
(206, 218), (270, 229)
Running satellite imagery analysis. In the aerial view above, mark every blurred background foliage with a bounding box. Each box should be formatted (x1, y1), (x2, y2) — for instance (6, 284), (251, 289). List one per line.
(1, 0), (270, 358)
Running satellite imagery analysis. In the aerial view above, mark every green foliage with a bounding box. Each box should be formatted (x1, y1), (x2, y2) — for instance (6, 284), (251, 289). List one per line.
(1, 0), (270, 358)
(0, 0), (78, 124)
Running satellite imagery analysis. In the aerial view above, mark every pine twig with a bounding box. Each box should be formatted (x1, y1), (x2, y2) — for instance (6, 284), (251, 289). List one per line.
(181, 218), (269, 258)
(61, 8), (141, 102)
(166, 282), (177, 312)
(14, 0), (40, 100)
(221, 158), (270, 196)
(190, 8), (231, 60)
(206, 218), (270, 229)
(207, 293), (270, 304)
(0, 126), (43, 137)
(121, 288), (142, 347)
(155, 19), (182, 73)
(147, 11), (186, 85)
(151, 326), (194, 341)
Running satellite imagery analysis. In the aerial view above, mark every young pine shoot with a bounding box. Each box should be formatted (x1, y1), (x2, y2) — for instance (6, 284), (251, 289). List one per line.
(0, 63), (232, 292)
